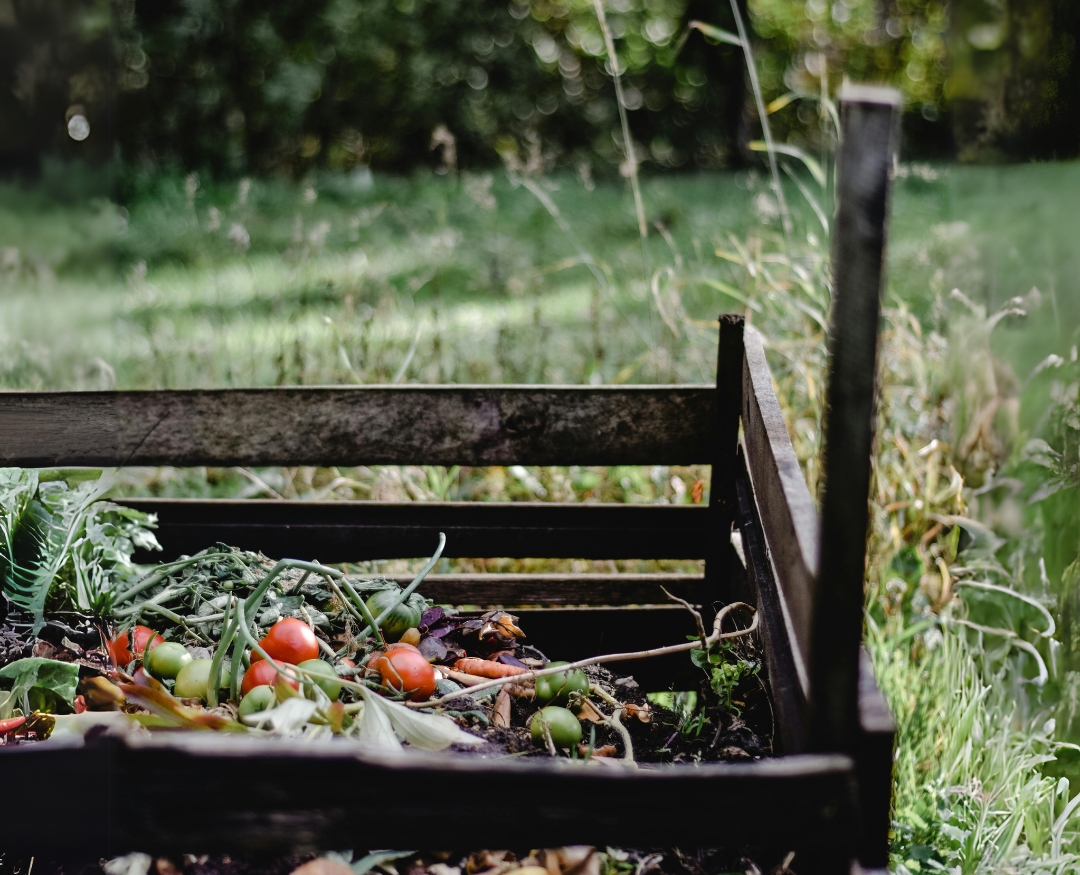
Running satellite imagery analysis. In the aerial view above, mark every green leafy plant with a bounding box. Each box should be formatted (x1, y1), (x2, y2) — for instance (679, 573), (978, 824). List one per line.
(0, 468), (161, 632)
(690, 645), (760, 713)
(0, 657), (80, 718)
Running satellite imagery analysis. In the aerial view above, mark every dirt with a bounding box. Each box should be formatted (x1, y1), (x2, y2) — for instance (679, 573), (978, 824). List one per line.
(0, 848), (798, 875)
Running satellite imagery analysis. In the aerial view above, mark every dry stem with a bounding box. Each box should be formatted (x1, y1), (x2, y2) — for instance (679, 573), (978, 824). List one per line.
(410, 601), (757, 709)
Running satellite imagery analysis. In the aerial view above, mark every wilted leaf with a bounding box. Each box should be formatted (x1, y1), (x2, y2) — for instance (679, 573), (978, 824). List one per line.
(363, 688), (483, 750)
(242, 697), (317, 733)
(354, 694), (401, 751)
(0, 657), (80, 718)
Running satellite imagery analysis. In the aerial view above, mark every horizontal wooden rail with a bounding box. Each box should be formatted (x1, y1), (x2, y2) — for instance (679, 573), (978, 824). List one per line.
(383, 571), (707, 606)
(0, 385), (716, 467)
(2, 735), (857, 856)
(122, 498), (713, 562)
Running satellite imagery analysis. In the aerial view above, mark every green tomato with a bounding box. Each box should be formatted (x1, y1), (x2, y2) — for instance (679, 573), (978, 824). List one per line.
(530, 706), (582, 751)
(297, 658), (342, 700)
(534, 662), (590, 708)
(145, 642), (193, 680)
(238, 685), (276, 719)
(174, 658), (230, 701)
(365, 589), (424, 641)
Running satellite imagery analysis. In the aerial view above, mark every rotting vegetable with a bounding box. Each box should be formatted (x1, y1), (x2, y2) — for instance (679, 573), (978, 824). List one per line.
(0, 470), (768, 762)
(530, 706), (582, 751)
(373, 649), (436, 702)
(145, 642), (192, 680)
(252, 617), (320, 665)
(108, 625), (164, 669)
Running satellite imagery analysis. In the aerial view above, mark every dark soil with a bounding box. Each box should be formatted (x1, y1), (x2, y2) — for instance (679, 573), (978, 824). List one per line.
(459, 664), (771, 765)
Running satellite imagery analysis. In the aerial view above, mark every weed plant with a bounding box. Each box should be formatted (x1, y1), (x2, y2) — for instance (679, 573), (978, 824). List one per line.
(2, 150), (1079, 872)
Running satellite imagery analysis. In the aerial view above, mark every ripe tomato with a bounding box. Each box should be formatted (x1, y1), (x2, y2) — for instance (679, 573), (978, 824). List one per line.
(373, 648), (436, 702)
(108, 625), (164, 668)
(251, 618), (319, 665)
(240, 659), (299, 696)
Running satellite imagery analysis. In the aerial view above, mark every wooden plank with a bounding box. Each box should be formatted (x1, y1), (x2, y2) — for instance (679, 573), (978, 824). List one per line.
(856, 648), (896, 869)
(121, 498), (711, 562)
(707, 314), (746, 599)
(741, 327), (819, 671)
(734, 450), (809, 754)
(0, 385), (716, 467)
(810, 86), (901, 755)
(513, 605), (712, 689)
(384, 572), (708, 606)
(1, 735), (858, 855)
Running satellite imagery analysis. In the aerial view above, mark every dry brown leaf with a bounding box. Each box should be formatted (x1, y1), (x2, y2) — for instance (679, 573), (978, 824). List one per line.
(622, 702), (651, 724)
(576, 700), (604, 723)
(79, 676), (125, 711)
(493, 689), (512, 728)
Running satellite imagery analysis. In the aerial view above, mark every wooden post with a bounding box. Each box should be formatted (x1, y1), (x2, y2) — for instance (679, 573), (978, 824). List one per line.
(711, 314), (745, 596)
(809, 85), (901, 754)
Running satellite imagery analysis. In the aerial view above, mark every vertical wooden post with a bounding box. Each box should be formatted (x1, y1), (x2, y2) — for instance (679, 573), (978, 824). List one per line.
(809, 85), (901, 754)
(712, 315), (745, 528)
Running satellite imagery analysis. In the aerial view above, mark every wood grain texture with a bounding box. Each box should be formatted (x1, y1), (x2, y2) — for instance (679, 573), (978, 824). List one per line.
(740, 327), (820, 670)
(810, 86), (901, 754)
(856, 648), (897, 868)
(735, 449), (809, 754)
(383, 572), (708, 606)
(121, 498), (711, 562)
(512, 604), (711, 689)
(0, 385), (716, 467)
(1, 735), (858, 856)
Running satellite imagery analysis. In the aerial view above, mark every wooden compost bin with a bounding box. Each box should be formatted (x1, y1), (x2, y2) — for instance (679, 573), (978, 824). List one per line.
(0, 87), (901, 875)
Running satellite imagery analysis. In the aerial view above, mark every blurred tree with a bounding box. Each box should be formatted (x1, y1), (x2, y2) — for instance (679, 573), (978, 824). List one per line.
(114, 0), (749, 182)
(747, 0), (951, 156)
(0, 0), (113, 186)
(947, 0), (1080, 161)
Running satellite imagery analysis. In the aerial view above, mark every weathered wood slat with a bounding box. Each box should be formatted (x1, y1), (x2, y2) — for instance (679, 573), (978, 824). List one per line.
(857, 648), (897, 869)
(811, 86), (901, 755)
(512, 604), (712, 689)
(384, 572), (707, 606)
(121, 498), (711, 562)
(734, 450), (809, 754)
(0, 385), (715, 467)
(740, 328), (820, 672)
(1, 735), (857, 855)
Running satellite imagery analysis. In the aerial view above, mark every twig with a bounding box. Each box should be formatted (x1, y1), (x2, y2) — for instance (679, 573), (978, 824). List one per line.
(608, 706), (635, 766)
(661, 586), (708, 651)
(542, 720), (557, 756)
(410, 601), (757, 708)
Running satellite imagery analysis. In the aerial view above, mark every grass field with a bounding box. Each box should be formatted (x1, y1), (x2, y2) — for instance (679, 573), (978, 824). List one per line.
(2, 160), (1079, 872)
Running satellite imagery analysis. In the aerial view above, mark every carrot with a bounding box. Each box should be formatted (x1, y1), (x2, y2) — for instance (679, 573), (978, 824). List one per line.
(0, 716), (27, 735)
(452, 657), (528, 679)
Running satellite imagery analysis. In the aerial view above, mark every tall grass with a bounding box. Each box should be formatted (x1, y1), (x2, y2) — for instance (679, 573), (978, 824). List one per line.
(2, 148), (1079, 874)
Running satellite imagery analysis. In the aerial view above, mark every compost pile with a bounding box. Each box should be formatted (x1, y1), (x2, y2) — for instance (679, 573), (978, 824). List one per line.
(0, 470), (770, 765)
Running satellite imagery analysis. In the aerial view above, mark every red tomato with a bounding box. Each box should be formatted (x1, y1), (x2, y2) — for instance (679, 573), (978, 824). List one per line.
(240, 659), (299, 696)
(252, 618), (319, 665)
(374, 649), (436, 702)
(108, 625), (164, 668)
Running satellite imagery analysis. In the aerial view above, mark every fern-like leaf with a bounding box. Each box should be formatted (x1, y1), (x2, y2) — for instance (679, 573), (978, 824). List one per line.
(0, 468), (114, 633)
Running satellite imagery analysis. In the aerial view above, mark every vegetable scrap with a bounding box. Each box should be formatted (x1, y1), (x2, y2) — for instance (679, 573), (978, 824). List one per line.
(1, 469), (770, 763)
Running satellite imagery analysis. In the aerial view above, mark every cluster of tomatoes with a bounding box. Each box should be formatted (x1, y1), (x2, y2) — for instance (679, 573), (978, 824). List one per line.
(108, 616), (439, 718)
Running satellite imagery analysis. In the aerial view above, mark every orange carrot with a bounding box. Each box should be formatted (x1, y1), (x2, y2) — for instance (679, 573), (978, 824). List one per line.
(452, 657), (528, 678)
